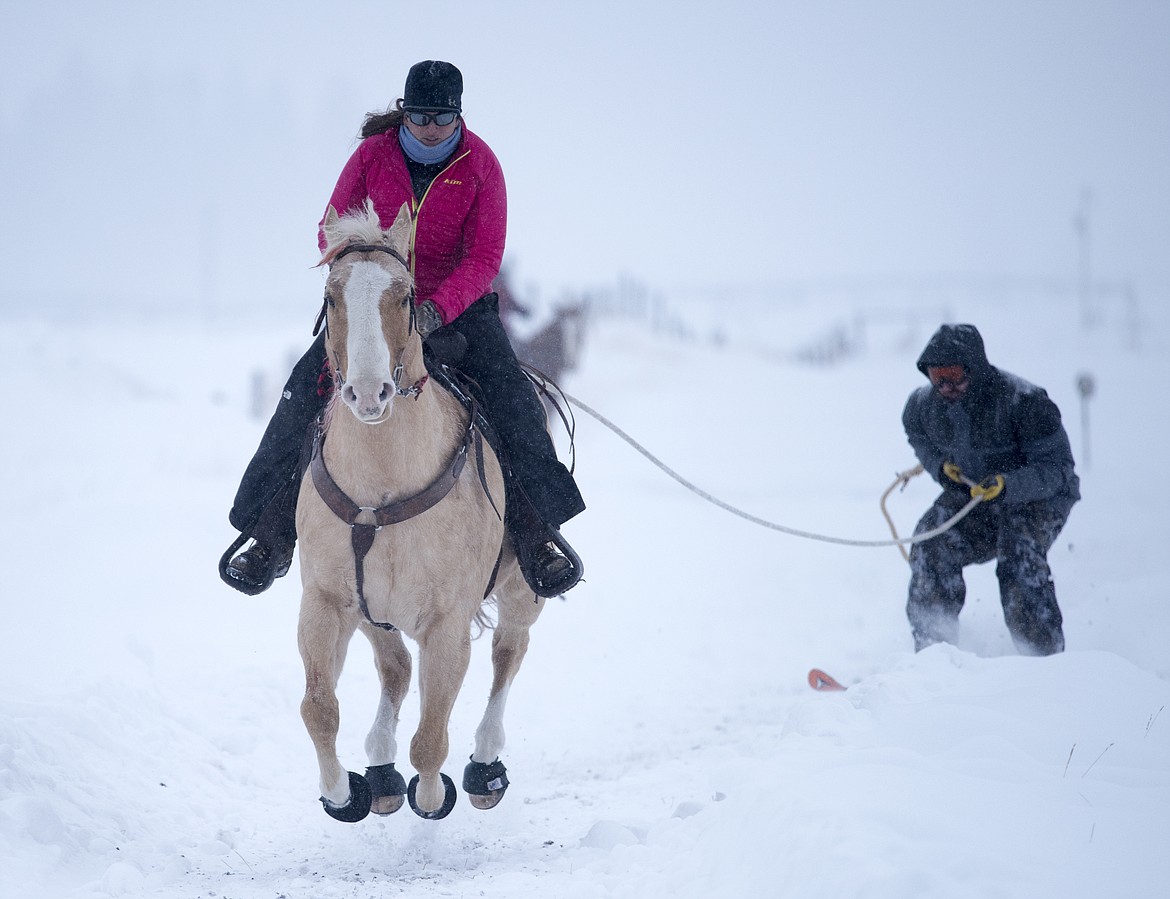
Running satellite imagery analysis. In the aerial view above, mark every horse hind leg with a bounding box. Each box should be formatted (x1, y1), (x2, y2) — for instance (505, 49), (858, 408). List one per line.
(466, 568), (544, 810)
(361, 622), (412, 815)
(298, 595), (371, 822)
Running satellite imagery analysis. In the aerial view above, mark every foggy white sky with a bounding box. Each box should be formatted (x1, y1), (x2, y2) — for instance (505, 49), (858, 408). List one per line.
(2, 0), (1167, 316)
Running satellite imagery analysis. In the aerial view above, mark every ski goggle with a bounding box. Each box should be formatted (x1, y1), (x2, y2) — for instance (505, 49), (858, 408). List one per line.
(405, 110), (459, 127)
(926, 365), (969, 391)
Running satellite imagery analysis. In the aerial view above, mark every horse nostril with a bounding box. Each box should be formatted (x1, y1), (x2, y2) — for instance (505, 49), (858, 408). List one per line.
(342, 385), (357, 404)
(379, 384), (391, 403)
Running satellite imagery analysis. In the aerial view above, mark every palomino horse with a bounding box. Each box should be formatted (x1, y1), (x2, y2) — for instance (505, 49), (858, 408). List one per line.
(295, 199), (543, 822)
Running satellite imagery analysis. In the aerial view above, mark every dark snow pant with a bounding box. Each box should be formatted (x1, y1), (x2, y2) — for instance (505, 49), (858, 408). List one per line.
(228, 293), (585, 550)
(906, 493), (1074, 656)
(228, 332), (329, 545)
(447, 294), (585, 528)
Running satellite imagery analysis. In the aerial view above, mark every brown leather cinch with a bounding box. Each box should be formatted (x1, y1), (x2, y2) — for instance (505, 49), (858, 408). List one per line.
(308, 417), (499, 631)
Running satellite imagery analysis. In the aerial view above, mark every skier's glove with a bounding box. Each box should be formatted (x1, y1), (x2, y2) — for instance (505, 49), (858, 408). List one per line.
(941, 461), (967, 487)
(417, 300), (444, 338)
(970, 474), (1005, 502)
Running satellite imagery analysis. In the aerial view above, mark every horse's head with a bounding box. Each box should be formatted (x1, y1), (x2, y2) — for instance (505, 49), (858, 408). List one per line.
(319, 200), (417, 424)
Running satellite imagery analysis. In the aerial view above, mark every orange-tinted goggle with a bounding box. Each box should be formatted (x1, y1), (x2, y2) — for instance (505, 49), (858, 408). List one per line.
(926, 365), (969, 390)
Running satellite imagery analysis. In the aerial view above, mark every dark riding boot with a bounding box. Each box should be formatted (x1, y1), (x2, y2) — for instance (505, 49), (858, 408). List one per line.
(223, 479), (299, 595)
(513, 527), (581, 598)
(532, 543), (572, 584)
(227, 540), (294, 585)
(505, 480), (584, 598)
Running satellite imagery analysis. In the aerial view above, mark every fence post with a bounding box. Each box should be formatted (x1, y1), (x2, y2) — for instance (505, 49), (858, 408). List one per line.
(1076, 372), (1095, 469)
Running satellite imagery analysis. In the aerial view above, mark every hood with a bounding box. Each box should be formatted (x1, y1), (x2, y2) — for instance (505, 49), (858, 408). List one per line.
(915, 323), (992, 380)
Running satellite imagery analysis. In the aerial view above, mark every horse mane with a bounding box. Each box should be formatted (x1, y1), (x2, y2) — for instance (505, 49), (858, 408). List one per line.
(318, 199), (389, 266)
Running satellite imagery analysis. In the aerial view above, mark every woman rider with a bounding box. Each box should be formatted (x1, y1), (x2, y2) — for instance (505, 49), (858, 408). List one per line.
(223, 60), (585, 597)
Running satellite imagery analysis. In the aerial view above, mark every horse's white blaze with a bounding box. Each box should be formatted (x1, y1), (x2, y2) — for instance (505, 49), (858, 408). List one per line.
(341, 260), (398, 422)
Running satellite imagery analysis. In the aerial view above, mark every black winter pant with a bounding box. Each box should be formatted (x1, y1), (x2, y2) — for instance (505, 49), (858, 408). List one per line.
(906, 492), (1074, 656)
(228, 293), (585, 547)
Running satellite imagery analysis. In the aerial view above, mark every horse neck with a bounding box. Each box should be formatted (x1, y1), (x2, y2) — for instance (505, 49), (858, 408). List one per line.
(323, 389), (466, 506)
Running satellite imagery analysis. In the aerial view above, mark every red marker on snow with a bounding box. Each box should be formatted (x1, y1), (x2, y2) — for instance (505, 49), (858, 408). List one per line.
(807, 668), (847, 691)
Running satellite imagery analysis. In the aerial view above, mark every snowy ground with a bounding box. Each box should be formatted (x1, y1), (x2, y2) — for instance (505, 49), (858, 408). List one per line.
(1, 290), (1168, 898)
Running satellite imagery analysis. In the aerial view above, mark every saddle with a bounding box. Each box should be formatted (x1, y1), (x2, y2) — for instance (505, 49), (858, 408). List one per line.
(218, 342), (582, 599)
(422, 345), (583, 598)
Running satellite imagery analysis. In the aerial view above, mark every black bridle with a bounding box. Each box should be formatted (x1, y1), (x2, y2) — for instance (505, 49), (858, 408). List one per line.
(305, 242), (501, 631)
(333, 242), (410, 269)
(313, 243), (416, 338)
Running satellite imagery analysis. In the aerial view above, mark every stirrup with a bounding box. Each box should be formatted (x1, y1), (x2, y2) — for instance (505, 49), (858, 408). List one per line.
(515, 524), (584, 598)
(219, 532), (288, 595)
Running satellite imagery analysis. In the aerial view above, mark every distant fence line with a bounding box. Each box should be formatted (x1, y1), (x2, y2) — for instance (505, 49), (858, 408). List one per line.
(564, 273), (1150, 362)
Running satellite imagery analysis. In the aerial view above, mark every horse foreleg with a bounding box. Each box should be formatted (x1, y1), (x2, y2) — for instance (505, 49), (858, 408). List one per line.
(466, 576), (544, 809)
(406, 621), (471, 819)
(361, 623), (412, 814)
(298, 595), (368, 820)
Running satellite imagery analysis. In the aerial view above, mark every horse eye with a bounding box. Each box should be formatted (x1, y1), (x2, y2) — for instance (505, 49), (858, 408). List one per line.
(325, 293), (336, 308)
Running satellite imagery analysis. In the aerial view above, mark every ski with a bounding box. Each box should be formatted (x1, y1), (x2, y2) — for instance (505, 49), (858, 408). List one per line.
(807, 668), (847, 692)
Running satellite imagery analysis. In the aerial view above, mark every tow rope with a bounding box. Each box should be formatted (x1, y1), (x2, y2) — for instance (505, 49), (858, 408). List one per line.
(563, 393), (982, 552)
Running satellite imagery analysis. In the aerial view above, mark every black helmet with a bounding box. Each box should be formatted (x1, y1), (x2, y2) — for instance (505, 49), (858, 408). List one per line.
(403, 60), (463, 113)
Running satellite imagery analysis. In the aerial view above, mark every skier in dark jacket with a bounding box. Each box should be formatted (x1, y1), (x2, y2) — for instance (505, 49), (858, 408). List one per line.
(902, 323), (1080, 655)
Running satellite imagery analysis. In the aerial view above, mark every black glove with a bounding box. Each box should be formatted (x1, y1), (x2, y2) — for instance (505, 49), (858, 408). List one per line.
(417, 299), (443, 338)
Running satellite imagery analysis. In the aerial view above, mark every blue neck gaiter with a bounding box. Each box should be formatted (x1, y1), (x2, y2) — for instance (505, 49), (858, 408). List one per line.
(399, 124), (462, 165)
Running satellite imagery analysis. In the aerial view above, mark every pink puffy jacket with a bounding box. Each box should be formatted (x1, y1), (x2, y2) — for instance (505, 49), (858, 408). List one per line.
(319, 123), (507, 325)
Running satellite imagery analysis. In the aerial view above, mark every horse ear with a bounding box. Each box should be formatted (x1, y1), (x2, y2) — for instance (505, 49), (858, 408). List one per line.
(387, 202), (412, 259)
(316, 205), (345, 266)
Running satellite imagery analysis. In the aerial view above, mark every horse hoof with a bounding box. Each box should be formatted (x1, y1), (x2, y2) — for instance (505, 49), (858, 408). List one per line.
(320, 771), (372, 823)
(468, 793), (504, 810)
(462, 757), (509, 810)
(407, 773), (457, 820)
(372, 794), (405, 815)
(365, 763), (407, 815)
